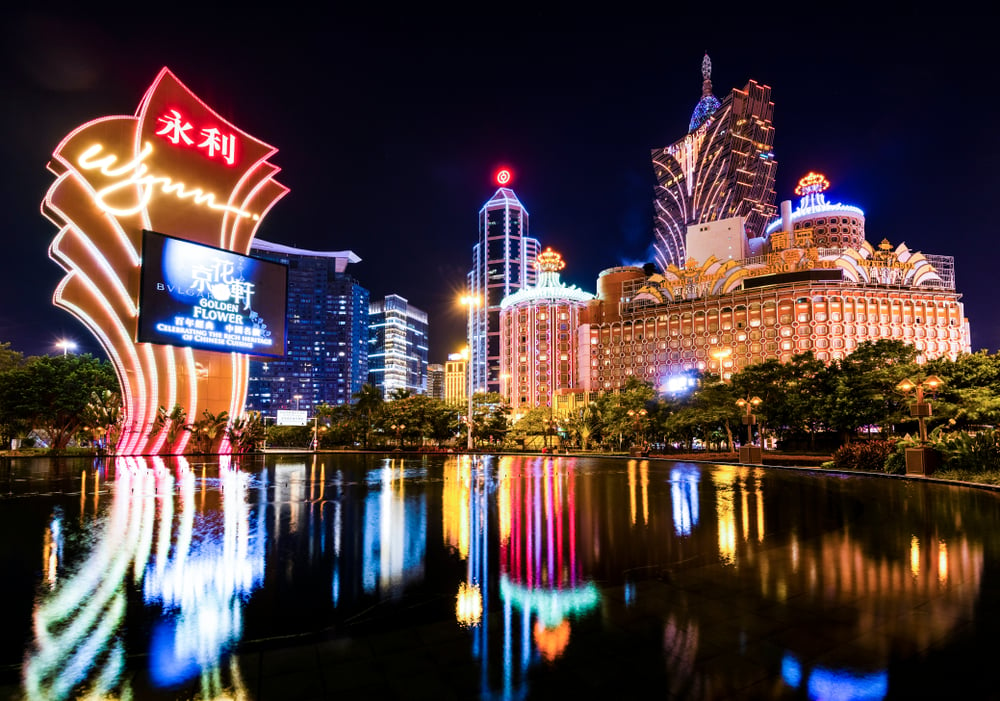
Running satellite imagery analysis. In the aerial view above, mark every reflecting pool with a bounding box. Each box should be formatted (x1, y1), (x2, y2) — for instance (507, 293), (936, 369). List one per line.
(2, 453), (1000, 699)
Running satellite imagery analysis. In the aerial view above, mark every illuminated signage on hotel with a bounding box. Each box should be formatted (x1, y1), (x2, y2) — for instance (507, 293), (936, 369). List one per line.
(138, 230), (286, 357)
(43, 68), (289, 455)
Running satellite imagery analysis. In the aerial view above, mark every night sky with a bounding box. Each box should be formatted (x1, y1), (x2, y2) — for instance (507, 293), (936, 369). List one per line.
(2, 9), (996, 363)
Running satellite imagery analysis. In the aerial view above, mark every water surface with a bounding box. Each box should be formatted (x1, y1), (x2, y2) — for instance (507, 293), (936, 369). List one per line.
(1, 453), (998, 699)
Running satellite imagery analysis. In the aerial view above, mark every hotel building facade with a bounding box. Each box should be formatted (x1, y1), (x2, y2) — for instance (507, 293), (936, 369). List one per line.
(368, 294), (429, 399)
(246, 240), (369, 414)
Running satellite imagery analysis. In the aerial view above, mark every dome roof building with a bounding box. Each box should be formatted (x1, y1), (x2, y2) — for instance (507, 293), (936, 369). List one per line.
(500, 249), (594, 413)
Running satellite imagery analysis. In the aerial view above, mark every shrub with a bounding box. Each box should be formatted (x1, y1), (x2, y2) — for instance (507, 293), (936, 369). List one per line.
(832, 440), (897, 472)
(935, 429), (1000, 473)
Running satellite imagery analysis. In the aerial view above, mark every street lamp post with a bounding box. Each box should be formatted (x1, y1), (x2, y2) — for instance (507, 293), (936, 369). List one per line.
(896, 375), (944, 475)
(391, 423), (405, 451)
(56, 339), (77, 356)
(735, 396), (763, 464)
(460, 294), (480, 452)
(627, 408), (647, 457)
(293, 394), (302, 411)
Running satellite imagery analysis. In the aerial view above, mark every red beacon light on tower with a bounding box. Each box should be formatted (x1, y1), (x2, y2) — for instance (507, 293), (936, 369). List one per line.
(494, 167), (513, 186)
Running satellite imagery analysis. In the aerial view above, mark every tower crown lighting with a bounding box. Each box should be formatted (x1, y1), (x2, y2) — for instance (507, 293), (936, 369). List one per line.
(535, 248), (565, 273)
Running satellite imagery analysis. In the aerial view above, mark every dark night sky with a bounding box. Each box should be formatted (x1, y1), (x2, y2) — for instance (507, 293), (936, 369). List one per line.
(1, 9), (996, 363)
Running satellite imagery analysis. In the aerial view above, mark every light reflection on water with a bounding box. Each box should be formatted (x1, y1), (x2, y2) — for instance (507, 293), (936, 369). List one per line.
(1, 453), (997, 699)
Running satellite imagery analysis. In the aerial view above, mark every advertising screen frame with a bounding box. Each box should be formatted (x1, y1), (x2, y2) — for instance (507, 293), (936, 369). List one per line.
(137, 229), (288, 358)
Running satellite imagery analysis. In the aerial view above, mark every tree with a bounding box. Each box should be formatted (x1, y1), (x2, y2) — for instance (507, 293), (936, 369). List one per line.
(352, 383), (384, 449)
(80, 389), (123, 454)
(227, 412), (265, 453)
(148, 404), (190, 453)
(822, 340), (917, 444)
(0, 353), (118, 451)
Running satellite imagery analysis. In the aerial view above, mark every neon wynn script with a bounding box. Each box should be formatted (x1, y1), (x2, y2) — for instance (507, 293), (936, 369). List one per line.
(76, 143), (260, 220)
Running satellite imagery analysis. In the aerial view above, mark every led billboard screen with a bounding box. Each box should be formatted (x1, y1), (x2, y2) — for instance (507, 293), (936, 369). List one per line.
(137, 230), (287, 357)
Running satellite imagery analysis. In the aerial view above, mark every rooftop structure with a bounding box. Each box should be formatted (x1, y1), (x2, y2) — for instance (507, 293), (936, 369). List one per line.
(651, 54), (777, 270)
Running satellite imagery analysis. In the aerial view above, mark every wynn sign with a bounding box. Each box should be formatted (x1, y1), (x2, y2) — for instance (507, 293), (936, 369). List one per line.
(43, 68), (289, 455)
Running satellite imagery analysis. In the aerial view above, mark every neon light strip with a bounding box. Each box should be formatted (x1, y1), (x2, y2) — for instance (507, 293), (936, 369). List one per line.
(76, 143), (260, 221)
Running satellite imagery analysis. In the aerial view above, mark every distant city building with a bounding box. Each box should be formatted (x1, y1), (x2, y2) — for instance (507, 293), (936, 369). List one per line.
(427, 364), (445, 400)
(368, 294), (429, 398)
(468, 182), (540, 395)
(246, 240), (368, 414)
(580, 175), (970, 395)
(499, 249), (594, 414)
(444, 353), (467, 406)
(651, 53), (777, 270)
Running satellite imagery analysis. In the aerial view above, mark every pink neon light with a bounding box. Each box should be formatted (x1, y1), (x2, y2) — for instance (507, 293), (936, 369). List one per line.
(494, 167), (513, 186)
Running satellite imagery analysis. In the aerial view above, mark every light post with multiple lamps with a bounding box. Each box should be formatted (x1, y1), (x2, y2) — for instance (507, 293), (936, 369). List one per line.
(460, 294), (480, 452)
(735, 396), (763, 464)
(56, 339), (77, 356)
(627, 408), (647, 457)
(391, 423), (406, 451)
(896, 375), (944, 475)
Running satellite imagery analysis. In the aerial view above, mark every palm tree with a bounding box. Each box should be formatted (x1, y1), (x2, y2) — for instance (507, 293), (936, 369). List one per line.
(352, 383), (384, 449)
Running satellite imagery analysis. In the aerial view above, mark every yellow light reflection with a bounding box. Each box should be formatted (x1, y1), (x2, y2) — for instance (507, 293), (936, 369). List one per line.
(713, 468), (737, 565)
(938, 540), (948, 584)
(456, 582), (482, 627)
(910, 535), (920, 576)
(627, 460), (637, 525)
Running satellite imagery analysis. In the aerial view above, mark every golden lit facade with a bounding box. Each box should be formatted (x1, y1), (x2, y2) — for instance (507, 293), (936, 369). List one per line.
(499, 249), (594, 412)
(444, 352), (467, 406)
(582, 176), (970, 390)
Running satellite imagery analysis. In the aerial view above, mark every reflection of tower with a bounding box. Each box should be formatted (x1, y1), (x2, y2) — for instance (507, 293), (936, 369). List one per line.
(447, 456), (599, 699)
(651, 53), (777, 270)
(469, 183), (540, 394)
(362, 458), (427, 596)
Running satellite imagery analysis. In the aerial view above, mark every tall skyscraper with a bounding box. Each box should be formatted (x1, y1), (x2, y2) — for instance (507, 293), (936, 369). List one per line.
(246, 240), (368, 414)
(368, 294), (429, 398)
(651, 54), (778, 271)
(468, 176), (540, 395)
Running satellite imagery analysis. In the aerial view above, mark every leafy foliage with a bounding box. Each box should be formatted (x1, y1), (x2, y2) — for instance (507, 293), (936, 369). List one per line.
(832, 440), (898, 472)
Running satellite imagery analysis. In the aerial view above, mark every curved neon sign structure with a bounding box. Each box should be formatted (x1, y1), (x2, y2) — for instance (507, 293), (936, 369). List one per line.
(42, 68), (288, 455)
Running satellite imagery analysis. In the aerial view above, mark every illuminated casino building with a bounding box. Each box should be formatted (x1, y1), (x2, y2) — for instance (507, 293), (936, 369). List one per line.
(246, 240), (368, 413)
(580, 174), (971, 393)
(499, 249), (594, 413)
(468, 170), (541, 395)
(651, 54), (777, 271)
(368, 294), (429, 398)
